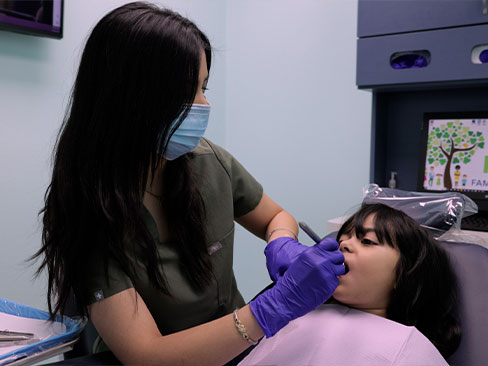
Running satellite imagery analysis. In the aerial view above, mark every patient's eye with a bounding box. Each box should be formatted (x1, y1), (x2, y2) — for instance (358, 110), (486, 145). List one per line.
(361, 238), (378, 246)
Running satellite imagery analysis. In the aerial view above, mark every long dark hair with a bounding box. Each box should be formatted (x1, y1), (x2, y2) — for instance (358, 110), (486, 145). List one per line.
(337, 203), (461, 358)
(31, 2), (213, 318)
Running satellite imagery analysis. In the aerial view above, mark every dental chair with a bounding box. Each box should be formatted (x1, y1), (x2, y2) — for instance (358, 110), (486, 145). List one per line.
(441, 240), (488, 366)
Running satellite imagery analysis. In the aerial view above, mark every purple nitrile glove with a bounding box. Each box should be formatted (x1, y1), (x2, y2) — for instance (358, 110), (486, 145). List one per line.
(250, 238), (345, 338)
(265, 237), (308, 282)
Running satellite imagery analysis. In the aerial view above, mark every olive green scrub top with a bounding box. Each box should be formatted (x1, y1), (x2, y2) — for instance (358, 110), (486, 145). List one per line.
(84, 138), (263, 352)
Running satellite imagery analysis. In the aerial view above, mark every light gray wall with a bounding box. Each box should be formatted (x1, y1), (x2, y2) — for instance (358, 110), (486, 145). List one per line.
(226, 0), (372, 301)
(0, 0), (371, 309)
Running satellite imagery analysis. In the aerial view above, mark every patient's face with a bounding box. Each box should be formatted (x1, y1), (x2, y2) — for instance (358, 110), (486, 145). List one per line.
(332, 214), (400, 317)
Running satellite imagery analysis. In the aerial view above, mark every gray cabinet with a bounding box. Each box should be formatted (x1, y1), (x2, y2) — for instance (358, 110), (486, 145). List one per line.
(358, 0), (488, 37)
(357, 24), (488, 88)
(357, 0), (488, 89)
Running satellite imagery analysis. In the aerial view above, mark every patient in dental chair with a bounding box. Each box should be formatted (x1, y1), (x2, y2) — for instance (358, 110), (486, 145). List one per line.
(239, 203), (461, 366)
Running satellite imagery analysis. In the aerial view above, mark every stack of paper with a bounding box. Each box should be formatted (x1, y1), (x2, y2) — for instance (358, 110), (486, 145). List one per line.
(0, 298), (85, 365)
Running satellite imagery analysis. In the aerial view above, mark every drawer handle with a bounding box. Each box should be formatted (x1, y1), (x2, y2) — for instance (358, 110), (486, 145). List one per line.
(390, 50), (430, 70)
(472, 44), (488, 64)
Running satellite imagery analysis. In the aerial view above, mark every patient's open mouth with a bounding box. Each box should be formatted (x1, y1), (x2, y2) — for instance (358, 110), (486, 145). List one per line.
(344, 263), (349, 274)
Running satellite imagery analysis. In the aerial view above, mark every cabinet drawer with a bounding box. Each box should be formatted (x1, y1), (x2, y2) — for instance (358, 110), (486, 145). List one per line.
(358, 0), (488, 37)
(357, 24), (488, 88)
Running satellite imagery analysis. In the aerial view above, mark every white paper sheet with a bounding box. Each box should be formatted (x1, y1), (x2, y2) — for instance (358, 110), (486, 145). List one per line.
(0, 312), (66, 358)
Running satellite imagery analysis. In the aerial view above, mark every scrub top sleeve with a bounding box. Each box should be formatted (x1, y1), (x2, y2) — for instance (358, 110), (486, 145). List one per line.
(83, 254), (134, 306)
(204, 139), (263, 217)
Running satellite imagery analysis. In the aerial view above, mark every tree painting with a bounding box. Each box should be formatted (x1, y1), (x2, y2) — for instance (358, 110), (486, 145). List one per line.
(426, 120), (485, 189)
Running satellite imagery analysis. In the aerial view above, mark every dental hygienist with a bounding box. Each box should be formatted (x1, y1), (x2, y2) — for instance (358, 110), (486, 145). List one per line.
(32, 2), (344, 365)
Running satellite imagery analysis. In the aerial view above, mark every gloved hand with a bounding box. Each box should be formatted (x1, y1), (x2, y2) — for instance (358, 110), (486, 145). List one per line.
(250, 238), (345, 338)
(265, 237), (308, 282)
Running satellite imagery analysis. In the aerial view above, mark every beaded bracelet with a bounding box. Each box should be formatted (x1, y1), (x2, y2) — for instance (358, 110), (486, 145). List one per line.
(265, 227), (298, 242)
(233, 309), (258, 346)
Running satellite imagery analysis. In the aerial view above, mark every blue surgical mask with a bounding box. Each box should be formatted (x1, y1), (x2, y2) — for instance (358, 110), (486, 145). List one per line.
(162, 104), (211, 160)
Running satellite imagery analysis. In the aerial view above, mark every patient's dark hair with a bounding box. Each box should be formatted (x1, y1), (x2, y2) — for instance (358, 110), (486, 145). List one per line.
(337, 203), (461, 358)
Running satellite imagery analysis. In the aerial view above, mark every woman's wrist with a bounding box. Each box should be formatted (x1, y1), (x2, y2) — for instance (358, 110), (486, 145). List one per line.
(236, 305), (265, 343)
